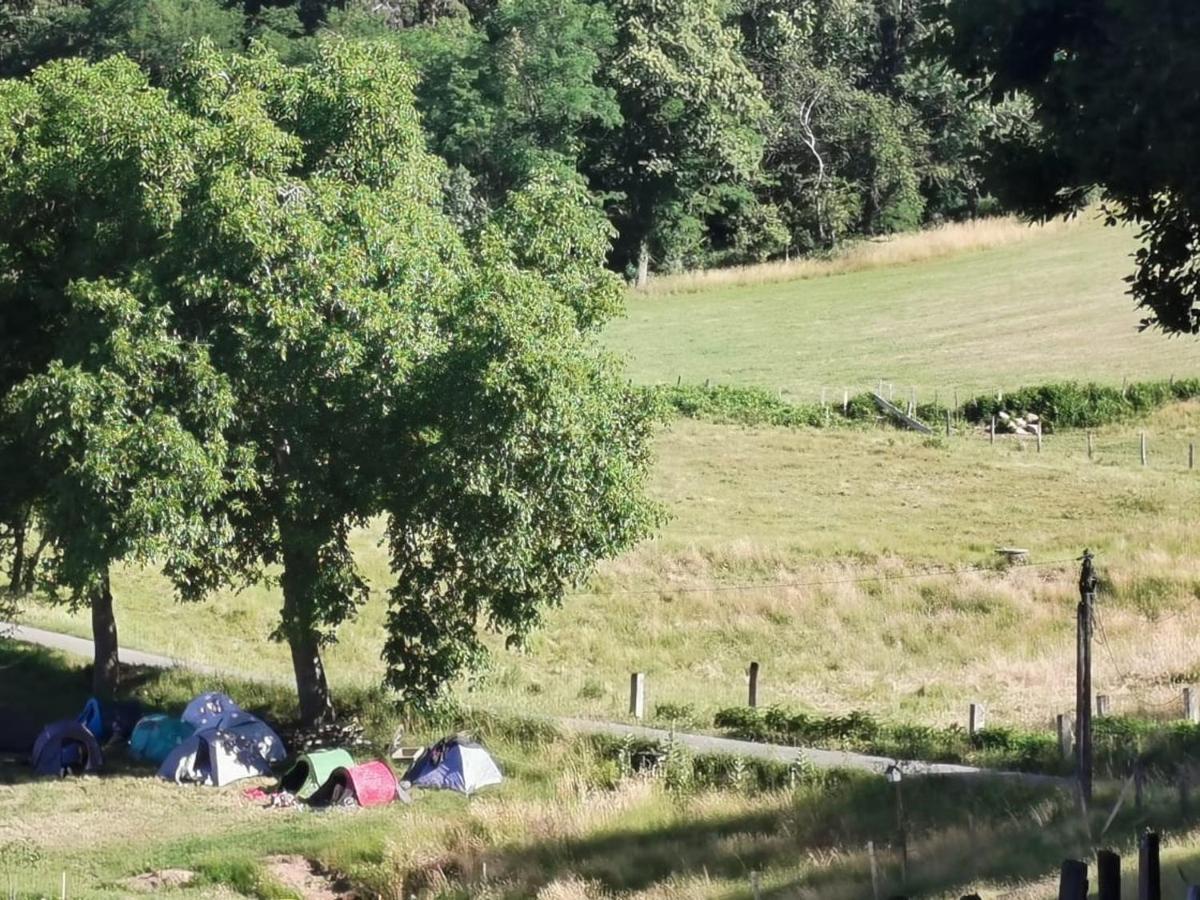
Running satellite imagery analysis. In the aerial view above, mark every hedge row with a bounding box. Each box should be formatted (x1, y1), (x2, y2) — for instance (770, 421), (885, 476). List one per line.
(649, 378), (1200, 432)
(713, 706), (1200, 777)
(962, 379), (1200, 431)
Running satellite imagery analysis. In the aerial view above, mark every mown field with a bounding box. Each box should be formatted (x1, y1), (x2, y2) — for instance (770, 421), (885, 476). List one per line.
(608, 215), (1200, 399)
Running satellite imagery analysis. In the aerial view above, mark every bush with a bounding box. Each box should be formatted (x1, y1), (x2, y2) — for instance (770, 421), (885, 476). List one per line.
(963, 379), (1200, 431)
(647, 384), (829, 428)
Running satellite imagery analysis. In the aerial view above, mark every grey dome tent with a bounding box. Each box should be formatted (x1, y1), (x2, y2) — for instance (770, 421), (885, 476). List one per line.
(31, 719), (103, 776)
(158, 718), (286, 787)
(402, 735), (502, 795)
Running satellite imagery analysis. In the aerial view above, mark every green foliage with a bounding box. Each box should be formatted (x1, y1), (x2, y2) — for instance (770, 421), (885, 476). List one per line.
(945, 0), (1200, 334)
(714, 705), (1068, 774)
(964, 380), (1200, 431)
(2, 40), (659, 723)
(649, 384), (829, 428)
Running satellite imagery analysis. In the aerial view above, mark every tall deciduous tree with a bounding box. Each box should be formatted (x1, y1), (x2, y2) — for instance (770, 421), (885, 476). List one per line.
(0, 57), (241, 694)
(944, 0), (1200, 334)
(596, 0), (768, 284)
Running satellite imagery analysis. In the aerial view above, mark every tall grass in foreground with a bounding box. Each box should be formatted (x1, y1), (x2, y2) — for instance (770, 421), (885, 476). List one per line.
(637, 215), (1083, 297)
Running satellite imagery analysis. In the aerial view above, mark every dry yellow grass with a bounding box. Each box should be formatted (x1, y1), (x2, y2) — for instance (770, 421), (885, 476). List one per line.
(637, 215), (1081, 297)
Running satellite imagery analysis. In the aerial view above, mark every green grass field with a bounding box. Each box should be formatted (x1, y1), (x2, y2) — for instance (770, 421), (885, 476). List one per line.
(608, 216), (1200, 399)
(11, 219), (1200, 897)
(6, 642), (1200, 900)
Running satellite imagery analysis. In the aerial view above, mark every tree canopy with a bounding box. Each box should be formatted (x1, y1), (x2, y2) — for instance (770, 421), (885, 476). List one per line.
(1, 38), (660, 720)
(945, 0), (1200, 334)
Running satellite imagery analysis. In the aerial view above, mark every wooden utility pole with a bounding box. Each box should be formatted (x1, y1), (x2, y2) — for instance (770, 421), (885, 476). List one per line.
(1078, 550), (1097, 804)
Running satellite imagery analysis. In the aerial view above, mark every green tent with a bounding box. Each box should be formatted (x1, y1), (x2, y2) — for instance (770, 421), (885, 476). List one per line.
(277, 748), (355, 799)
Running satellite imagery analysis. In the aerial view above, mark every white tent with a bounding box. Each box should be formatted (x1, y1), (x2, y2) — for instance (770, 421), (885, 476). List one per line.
(158, 719), (286, 787)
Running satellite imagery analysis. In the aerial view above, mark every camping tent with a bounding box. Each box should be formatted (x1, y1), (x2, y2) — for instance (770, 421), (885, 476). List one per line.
(31, 719), (103, 776)
(276, 748), (355, 800)
(129, 714), (196, 765)
(78, 697), (143, 743)
(309, 760), (398, 807)
(182, 692), (247, 730)
(158, 719), (286, 787)
(402, 736), (502, 795)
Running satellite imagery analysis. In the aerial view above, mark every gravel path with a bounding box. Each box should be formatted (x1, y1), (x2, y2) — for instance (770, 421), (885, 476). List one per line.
(2, 621), (1069, 785)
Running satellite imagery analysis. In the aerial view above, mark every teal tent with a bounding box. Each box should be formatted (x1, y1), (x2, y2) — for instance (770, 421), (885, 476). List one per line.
(277, 748), (355, 799)
(129, 715), (195, 765)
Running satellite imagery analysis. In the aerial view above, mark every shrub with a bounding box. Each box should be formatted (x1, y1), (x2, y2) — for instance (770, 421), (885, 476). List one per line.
(963, 379), (1200, 431)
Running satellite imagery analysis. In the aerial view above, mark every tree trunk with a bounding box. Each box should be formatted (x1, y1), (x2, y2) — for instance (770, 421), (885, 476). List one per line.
(91, 569), (119, 697)
(635, 239), (650, 289)
(280, 530), (336, 726)
(7, 513), (26, 594)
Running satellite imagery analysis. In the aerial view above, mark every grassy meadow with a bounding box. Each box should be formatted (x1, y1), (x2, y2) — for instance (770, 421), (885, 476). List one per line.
(5, 642), (1200, 900)
(609, 214), (1200, 399)
(10, 217), (1200, 897)
(17, 403), (1200, 732)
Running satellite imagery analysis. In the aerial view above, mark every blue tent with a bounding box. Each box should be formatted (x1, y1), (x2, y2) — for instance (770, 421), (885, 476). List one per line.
(129, 714), (195, 765)
(402, 736), (502, 796)
(31, 720), (103, 776)
(78, 697), (143, 744)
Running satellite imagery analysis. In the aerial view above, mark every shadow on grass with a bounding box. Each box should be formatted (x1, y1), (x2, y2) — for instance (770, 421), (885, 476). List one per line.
(423, 776), (1073, 898)
(0, 640), (309, 786)
(448, 769), (1200, 899)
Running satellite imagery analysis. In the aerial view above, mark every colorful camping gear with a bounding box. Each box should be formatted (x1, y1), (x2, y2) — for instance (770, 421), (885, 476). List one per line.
(129, 714), (196, 765)
(158, 718), (286, 787)
(78, 697), (143, 743)
(277, 748), (355, 800)
(182, 692), (246, 730)
(31, 719), (103, 776)
(402, 735), (502, 795)
(309, 760), (398, 808)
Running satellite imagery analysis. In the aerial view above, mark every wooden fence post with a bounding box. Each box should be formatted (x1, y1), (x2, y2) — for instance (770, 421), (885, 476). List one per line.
(1037, 428), (1043, 453)
(1097, 695), (1111, 717)
(969, 703), (986, 736)
(1059, 859), (1088, 900)
(1190, 442), (1196, 471)
(1180, 768), (1191, 820)
(1088, 432), (1094, 461)
(867, 840), (880, 900)
(1184, 687), (1200, 723)
(629, 673), (645, 719)
(1097, 849), (1120, 900)
(946, 409), (952, 437)
(1139, 831), (1161, 900)
(990, 417), (996, 445)
(1141, 432), (1148, 467)
(1058, 714), (1074, 759)
(748, 661), (759, 708)
(843, 388), (849, 415)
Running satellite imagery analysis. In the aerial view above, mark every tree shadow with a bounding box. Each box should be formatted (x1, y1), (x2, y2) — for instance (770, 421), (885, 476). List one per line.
(447, 774), (1077, 898)
(0, 641), (296, 786)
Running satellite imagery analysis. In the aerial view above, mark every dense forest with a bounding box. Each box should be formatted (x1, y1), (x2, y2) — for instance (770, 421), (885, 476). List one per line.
(0, 0), (1033, 282)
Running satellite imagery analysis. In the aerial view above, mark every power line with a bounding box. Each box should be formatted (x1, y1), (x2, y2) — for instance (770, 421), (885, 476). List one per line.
(577, 556), (1079, 598)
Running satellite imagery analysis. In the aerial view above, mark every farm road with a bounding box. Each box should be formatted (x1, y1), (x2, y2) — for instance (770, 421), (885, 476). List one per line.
(1, 620), (1067, 785)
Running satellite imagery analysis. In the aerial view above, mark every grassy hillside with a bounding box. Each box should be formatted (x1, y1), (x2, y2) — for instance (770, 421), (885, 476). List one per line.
(3, 642), (1198, 900)
(18, 405), (1200, 730)
(607, 215), (1200, 398)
